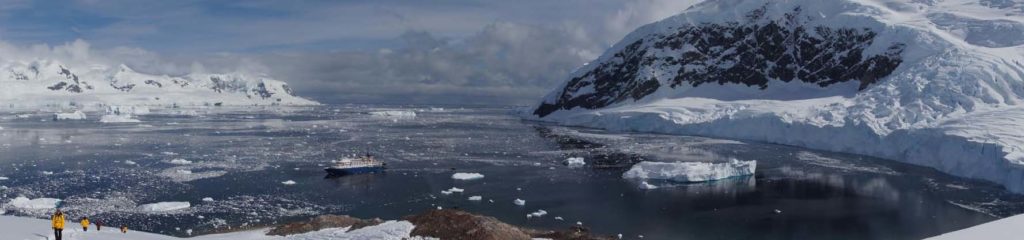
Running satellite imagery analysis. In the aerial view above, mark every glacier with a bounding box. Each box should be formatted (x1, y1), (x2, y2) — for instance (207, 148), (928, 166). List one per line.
(528, 0), (1024, 193)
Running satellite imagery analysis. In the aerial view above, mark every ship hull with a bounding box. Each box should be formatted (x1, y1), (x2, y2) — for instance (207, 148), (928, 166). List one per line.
(324, 166), (384, 175)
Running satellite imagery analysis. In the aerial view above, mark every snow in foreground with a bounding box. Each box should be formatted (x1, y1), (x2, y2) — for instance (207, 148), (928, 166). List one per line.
(623, 159), (756, 183)
(926, 213), (1024, 239)
(0, 215), (432, 240)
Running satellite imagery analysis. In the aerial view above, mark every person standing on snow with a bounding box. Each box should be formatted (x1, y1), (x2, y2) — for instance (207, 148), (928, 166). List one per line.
(80, 217), (90, 232)
(51, 209), (65, 240)
(95, 219), (102, 231)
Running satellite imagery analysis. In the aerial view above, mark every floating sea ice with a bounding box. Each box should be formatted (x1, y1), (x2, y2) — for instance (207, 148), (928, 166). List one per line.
(99, 114), (141, 123)
(468, 196), (482, 201)
(202, 197), (214, 202)
(0, 177), (7, 180)
(623, 159), (756, 182)
(527, 210), (548, 218)
(368, 110), (416, 118)
(53, 111), (86, 121)
(565, 157), (586, 168)
(138, 202), (190, 212)
(639, 181), (658, 189)
(441, 187), (464, 195)
(452, 172), (484, 180)
(168, 158), (193, 165)
(124, 160), (137, 165)
(281, 180), (297, 185)
(513, 198), (526, 206)
(554, 216), (564, 221)
(40, 171), (53, 175)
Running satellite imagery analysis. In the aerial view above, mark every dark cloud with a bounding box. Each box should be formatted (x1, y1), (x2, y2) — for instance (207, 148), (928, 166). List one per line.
(259, 22), (600, 105)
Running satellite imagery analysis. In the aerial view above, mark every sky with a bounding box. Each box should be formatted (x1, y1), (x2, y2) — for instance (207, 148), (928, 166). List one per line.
(0, 0), (701, 105)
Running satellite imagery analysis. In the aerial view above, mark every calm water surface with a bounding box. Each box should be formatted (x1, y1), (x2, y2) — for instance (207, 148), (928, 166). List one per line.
(0, 105), (1021, 239)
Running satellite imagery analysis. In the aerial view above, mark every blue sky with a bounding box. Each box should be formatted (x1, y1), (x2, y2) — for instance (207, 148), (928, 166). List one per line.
(0, 0), (699, 105)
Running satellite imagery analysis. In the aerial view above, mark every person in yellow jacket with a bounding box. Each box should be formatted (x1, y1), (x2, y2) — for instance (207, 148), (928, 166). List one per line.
(80, 217), (90, 232)
(51, 209), (65, 240)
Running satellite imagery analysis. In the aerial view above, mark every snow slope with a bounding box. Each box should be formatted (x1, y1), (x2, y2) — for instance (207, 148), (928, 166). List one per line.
(926, 213), (1024, 239)
(0, 60), (318, 109)
(529, 0), (1024, 193)
(0, 215), (431, 240)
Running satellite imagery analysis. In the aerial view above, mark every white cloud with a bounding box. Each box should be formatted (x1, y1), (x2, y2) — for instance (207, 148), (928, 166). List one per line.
(0, 0), (704, 105)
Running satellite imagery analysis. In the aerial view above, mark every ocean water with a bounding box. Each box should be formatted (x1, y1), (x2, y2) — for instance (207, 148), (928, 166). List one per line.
(0, 105), (1021, 239)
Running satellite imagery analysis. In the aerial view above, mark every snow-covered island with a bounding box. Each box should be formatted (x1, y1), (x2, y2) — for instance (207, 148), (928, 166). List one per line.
(526, 0), (1024, 194)
(0, 59), (318, 109)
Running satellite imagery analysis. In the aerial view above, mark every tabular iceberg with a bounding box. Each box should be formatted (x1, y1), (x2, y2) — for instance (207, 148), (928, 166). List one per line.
(623, 159), (757, 183)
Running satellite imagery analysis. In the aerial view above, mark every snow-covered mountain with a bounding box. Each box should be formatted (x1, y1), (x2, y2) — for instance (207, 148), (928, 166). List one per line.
(529, 0), (1024, 193)
(0, 59), (318, 108)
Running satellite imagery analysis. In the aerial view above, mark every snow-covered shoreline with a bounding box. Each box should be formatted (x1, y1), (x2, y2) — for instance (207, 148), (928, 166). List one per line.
(0, 215), (427, 240)
(528, 98), (1024, 194)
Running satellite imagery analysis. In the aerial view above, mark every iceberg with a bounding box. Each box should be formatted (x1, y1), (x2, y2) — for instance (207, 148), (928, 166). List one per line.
(7, 197), (61, 209)
(623, 159), (756, 183)
(564, 157), (586, 168)
(53, 110), (86, 120)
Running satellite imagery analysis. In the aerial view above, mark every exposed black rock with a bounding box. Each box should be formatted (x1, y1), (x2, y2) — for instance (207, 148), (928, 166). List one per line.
(255, 82), (274, 99)
(48, 65), (91, 93)
(535, 6), (905, 117)
(144, 79), (163, 88)
(111, 83), (136, 92)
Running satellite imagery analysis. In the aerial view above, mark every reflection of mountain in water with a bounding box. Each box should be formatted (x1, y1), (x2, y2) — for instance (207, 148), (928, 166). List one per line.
(533, 126), (643, 169)
(643, 176), (757, 196)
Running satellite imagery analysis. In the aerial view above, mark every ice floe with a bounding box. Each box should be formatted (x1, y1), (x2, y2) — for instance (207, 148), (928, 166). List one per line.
(368, 110), (416, 118)
(168, 158), (193, 165)
(513, 198), (526, 206)
(451, 172), (484, 180)
(100, 114), (141, 123)
(441, 187), (464, 195)
(53, 110), (86, 120)
(138, 201), (191, 212)
(527, 209), (548, 218)
(564, 157), (586, 168)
